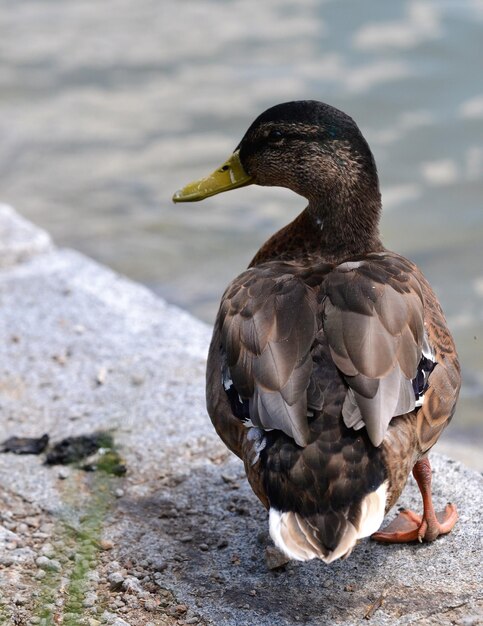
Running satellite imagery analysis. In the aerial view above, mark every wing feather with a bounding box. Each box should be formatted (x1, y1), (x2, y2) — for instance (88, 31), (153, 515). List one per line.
(323, 255), (425, 446)
(219, 263), (320, 447)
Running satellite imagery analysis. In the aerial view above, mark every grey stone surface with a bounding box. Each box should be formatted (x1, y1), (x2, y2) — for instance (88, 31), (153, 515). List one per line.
(0, 207), (481, 625)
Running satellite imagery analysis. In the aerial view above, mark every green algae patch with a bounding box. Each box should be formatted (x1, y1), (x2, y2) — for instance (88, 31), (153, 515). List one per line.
(31, 436), (126, 624)
(62, 477), (113, 624)
(0, 601), (10, 625)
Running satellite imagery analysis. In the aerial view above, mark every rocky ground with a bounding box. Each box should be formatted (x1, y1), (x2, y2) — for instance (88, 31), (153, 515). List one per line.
(0, 206), (482, 626)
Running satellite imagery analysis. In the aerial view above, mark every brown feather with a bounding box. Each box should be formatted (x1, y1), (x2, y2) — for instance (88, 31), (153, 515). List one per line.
(216, 263), (318, 446)
(322, 254), (428, 446)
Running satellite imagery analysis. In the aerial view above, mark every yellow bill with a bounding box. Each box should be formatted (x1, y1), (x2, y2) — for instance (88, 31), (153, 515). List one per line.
(172, 150), (253, 202)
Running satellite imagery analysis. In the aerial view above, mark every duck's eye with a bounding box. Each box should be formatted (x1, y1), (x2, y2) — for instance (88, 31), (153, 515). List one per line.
(267, 129), (283, 143)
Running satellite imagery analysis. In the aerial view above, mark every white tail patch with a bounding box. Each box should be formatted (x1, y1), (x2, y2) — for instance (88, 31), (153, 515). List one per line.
(268, 482), (387, 564)
(357, 481), (388, 537)
(269, 509), (323, 562)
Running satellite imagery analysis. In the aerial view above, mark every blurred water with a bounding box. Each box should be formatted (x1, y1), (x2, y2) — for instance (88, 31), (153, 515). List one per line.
(0, 0), (482, 448)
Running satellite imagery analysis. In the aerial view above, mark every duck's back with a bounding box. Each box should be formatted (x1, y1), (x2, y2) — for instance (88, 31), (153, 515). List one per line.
(206, 251), (460, 562)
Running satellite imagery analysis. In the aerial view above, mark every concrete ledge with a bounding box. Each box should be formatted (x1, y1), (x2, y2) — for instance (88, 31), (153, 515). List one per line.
(0, 207), (481, 626)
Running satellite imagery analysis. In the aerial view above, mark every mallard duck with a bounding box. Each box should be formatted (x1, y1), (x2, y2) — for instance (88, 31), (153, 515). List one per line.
(173, 101), (460, 563)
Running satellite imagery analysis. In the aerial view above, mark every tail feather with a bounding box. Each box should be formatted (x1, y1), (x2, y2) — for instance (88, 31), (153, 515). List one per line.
(269, 482), (387, 564)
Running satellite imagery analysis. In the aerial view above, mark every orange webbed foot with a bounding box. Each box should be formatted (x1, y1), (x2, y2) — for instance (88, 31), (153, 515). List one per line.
(371, 503), (458, 544)
(371, 508), (422, 543)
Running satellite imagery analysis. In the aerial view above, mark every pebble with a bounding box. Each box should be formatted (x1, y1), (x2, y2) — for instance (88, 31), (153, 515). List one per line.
(13, 594), (27, 605)
(58, 467), (71, 480)
(122, 576), (143, 594)
(144, 599), (158, 612)
(24, 517), (40, 528)
(83, 593), (97, 608)
(264, 546), (289, 570)
(106, 560), (121, 572)
(180, 534), (193, 543)
(41, 543), (55, 558)
(114, 489), (124, 498)
(108, 572), (124, 590)
(32, 531), (49, 539)
(96, 366), (108, 385)
(151, 558), (167, 572)
(87, 570), (100, 583)
(39, 523), (53, 534)
(100, 539), (114, 550)
(1, 516), (13, 529)
(36, 556), (61, 572)
(199, 543), (209, 551)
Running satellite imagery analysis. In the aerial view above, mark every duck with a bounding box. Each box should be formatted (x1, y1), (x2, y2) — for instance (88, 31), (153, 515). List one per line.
(172, 100), (460, 563)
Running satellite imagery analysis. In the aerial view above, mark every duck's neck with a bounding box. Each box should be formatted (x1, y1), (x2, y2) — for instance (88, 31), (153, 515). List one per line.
(308, 189), (383, 261)
(250, 192), (383, 267)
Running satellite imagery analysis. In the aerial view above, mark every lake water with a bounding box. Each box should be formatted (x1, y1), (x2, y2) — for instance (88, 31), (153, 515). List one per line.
(1, 0), (482, 454)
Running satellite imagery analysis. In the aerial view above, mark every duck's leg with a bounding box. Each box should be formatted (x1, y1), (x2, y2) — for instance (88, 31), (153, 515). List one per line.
(371, 458), (458, 543)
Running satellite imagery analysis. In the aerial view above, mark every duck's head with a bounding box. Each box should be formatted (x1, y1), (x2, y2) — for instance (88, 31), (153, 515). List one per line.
(172, 100), (380, 215)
